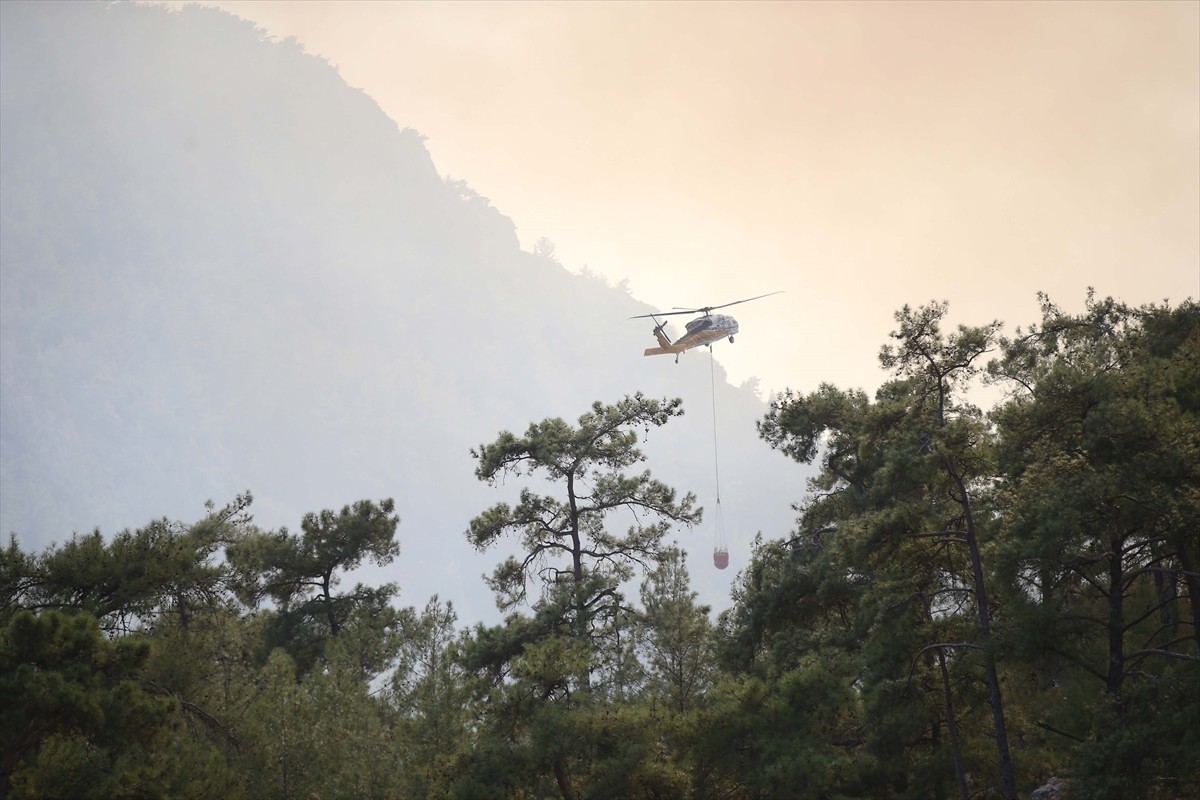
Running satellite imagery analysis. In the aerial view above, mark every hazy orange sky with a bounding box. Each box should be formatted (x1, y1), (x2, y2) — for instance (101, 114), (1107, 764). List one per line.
(158, 0), (1198, 397)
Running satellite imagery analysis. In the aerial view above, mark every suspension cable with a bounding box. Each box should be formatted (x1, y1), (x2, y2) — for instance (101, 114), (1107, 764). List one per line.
(709, 348), (721, 503)
(709, 349), (726, 552)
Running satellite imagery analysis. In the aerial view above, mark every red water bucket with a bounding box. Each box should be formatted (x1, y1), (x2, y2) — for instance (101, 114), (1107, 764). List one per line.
(713, 547), (729, 570)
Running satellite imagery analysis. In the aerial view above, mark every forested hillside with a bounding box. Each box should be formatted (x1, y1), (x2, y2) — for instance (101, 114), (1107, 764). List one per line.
(4, 297), (1196, 799)
(1, 3), (1196, 799)
(0, 0), (803, 620)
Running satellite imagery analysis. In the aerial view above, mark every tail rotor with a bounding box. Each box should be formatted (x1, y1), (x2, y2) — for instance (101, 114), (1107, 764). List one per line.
(650, 316), (673, 348)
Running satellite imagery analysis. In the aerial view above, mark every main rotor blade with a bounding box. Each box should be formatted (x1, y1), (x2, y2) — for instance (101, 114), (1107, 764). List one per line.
(630, 291), (783, 319)
(701, 290), (784, 314)
(629, 309), (699, 320)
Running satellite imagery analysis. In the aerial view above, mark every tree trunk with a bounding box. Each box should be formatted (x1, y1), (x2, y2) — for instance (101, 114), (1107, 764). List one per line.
(924, 593), (970, 800)
(936, 650), (970, 800)
(322, 573), (340, 637)
(565, 472), (590, 689)
(1105, 530), (1126, 698)
(553, 755), (578, 800)
(949, 463), (1018, 800)
(1175, 545), (1200, 651)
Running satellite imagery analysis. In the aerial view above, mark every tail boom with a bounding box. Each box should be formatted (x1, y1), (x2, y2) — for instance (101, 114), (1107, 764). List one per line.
(644, 344), (688, 357)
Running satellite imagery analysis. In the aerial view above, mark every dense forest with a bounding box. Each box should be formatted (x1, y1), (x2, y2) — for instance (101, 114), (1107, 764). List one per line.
(4, 295), (1197, 800)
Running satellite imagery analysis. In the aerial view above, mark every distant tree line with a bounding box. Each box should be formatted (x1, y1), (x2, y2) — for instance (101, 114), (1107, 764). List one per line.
(2, 296), (1197, 800)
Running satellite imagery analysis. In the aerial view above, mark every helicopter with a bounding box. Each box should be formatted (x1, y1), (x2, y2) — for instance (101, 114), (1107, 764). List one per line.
(630, 292), (783, 362)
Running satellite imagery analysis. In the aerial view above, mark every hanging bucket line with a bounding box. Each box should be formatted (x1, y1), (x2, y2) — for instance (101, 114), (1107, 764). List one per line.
(709, 347), (722, 506)
(710, 349), (729, 569)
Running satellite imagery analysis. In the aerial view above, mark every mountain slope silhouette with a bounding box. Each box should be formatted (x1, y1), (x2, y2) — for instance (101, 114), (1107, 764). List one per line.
(0, 1), (808, 620)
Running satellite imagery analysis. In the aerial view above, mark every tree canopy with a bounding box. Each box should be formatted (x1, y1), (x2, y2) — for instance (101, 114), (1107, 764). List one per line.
(2, 297), (1195, 800)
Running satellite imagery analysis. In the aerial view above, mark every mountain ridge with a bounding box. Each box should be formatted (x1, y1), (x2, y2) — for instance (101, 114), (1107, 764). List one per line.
(0, 0), (810, 621)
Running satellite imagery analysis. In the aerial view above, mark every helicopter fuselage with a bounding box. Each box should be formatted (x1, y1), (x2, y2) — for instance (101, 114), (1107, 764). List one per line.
(679, 313), (738, 348)
(643, 313), (738, 357)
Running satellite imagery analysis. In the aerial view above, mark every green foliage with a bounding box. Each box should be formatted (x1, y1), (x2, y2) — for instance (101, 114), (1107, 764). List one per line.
(468, 394), (699, 615)
(227, 497), (401, 674)
(638, 548), (717, 714)
(988, 295), (1200, 797)
(0, 535), (38, 624)
(234, 646), (400, 800)
(467, 394), (699, 663)
(445, 642), (691, 800)
(6, 492), (251, 633)
(755, 301), (1017, 799)
(1, 610), (175, 799)
(2, 298), (1195, 800)
(388, 596), (469, 800)
(1070, 671), (1200, 800)
(726, 295), (1198, 800)
(0, 495), (417, 799)
(457, 395), (704, 799)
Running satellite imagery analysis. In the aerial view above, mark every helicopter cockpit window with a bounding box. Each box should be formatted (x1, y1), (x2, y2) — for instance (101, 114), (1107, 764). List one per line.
(685, 317), (712, 332)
